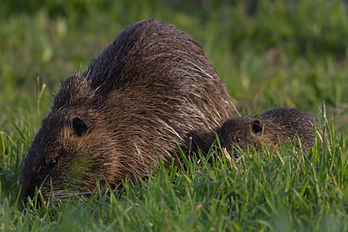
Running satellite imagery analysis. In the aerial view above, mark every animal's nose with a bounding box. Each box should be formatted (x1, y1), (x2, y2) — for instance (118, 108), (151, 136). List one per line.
(17, 167), (33, 199)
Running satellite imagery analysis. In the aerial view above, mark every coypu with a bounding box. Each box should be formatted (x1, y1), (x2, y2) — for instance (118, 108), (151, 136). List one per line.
(218, 107), (316, 155)
(18, 19), (233, 200)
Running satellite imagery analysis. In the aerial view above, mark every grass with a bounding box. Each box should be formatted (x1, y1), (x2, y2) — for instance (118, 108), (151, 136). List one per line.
(0, 0), (347, 231)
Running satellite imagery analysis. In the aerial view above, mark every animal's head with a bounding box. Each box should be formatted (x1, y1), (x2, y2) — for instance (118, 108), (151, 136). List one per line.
(18, 75), (118, 200)
(218, 117), (264, 155)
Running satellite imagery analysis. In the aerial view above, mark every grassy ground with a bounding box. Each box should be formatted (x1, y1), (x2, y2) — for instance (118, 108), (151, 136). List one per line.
(0, 0), (347, 231)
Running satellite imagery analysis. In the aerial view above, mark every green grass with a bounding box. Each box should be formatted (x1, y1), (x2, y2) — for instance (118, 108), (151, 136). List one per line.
(0, 0), (347, 231)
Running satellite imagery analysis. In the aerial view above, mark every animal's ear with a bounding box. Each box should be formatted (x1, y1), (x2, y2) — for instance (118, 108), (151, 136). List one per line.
(251, 120), (262, 134)
(72, 117), (89, 137)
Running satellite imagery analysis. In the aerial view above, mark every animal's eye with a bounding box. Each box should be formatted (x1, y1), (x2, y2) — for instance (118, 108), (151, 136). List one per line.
(236, 138), (241, 143)
(72, 117), (89, 137)
(48, 158), (57, 168)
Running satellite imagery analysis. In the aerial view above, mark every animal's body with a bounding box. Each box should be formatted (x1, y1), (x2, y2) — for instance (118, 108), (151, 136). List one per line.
(218, 107), (316, 154)
(18, 19), (232, 199)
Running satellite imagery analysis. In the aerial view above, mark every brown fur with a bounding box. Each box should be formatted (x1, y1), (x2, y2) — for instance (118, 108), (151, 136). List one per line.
(218, 107), (316, 154)
(18, 19), (232, 199)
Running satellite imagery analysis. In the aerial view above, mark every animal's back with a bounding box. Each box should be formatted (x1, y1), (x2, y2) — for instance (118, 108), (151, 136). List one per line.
(83, 19), (233, 172)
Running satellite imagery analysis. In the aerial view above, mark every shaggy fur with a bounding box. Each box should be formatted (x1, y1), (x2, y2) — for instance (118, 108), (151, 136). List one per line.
(218, 107), (316, 154)
(18, 19), (233, 199)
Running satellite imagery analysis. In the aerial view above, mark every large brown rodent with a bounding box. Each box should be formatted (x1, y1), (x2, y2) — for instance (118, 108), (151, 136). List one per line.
(18, 19), (233, 199)
(218, 107), (316, 155)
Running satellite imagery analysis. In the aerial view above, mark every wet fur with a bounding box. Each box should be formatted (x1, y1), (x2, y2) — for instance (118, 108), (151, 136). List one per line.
(218, 107), (316, 154)
(18, 19), (232, 199)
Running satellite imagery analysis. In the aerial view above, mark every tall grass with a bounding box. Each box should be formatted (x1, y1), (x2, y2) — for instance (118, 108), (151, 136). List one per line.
(1, 126), (346, 231)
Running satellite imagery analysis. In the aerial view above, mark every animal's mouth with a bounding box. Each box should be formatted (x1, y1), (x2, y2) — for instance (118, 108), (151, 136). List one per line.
(46, 189), (93, 202)
(19, 176), (92, 203)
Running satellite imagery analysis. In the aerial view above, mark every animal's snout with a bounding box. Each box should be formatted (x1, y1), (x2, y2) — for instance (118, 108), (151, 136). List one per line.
(18, 166), (35, 199)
